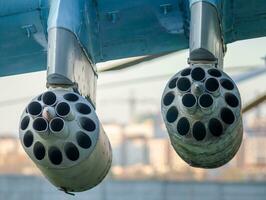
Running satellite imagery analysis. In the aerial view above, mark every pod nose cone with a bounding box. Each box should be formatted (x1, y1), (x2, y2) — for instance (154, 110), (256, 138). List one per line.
(191, 82), (205, 96)
(42, 106), (56, 122)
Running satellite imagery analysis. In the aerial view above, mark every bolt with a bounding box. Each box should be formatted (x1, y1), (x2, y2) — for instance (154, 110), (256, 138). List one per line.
(160, 4), (172, 15)
(107, 11), (119, 23)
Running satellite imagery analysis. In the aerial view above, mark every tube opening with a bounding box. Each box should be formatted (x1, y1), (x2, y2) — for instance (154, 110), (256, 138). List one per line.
(177, 117), (190, 136)
(208, 69), (222, 77)
(193, 122), (206, 141)
(225, 93), (239, 108)
(76, 132), (92, 149)
(168, 77), (178, 89)
(199, 94), (213, 108)
(191, 67), (205, 81)
(21, 116), (30, 131)
(76, 103), (91, 115)
(42, 91), (57, 106)
(181, 68), (192, 76)
(63, 93), (79, 102)
(27, 101), (42, 116)
(64, 142), (80, 161)
(23, 131), (34, 148)
(220, 79), (234, 90)
(48, 147), (63, 165)
(221, 108), (235, 125)
(209, 118), (223, 137)
(205, 78), (219, 93)
(163, 92), (175, 106)
(166, 107), (178, 123)
(50, 118), (65, 133)
(33, 142), (45, 160)
(56, 102), (70, 117)
(182, 93), (196, 108)
(80, 117), (96, 132)
(177, 77), (191, 92)
(33, 118), (48, 132)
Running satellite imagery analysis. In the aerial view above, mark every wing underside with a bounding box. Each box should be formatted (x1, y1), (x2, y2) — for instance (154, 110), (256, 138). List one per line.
(0, 0), (266, 77)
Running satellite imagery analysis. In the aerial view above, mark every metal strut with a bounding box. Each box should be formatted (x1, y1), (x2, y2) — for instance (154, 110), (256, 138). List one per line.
(189, 1), (225, 69)
(46, 0), (97, 106)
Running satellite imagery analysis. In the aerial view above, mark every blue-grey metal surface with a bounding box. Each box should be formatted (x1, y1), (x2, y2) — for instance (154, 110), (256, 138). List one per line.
(222, 0), (266, 43)
(0, 0), (49, 76)
(0, 175), (265, 200)
(0, 0), (266, 76)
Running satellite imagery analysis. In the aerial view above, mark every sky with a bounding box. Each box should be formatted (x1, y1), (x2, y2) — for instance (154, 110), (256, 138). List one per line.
(0, 37), (266, 134)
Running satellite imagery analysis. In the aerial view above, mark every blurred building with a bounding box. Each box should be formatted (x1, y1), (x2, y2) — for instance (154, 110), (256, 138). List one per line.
(0, 110), (265, 182)
(0, 135), (39, 175)
(244, 137), (266, 166)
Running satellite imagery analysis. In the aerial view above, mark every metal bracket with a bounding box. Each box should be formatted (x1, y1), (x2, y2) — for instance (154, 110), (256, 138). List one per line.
(21, 24), (37, 38)
(107, 11), (120, 23)
(160, 4), (172, 15)
(47, 0), (98, 106)
(47, 28), (97, 106)
(189, 1), (225, 69)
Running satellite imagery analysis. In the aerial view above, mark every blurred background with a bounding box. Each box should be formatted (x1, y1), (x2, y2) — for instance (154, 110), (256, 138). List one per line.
(0, 37), (265, 199)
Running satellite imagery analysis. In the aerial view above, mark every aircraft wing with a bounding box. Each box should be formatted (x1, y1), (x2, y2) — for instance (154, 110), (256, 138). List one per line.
(0, 0), (49, 76)
(1, 0), (266, 77)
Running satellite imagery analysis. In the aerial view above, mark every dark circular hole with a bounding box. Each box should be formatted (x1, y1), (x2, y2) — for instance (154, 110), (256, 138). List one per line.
(76, 132), (92, 149)
(42, 91), (57, 106)
(21, 116), (30, 130)
(221, 108), (235, 125)
(181, 68), (192, 76)
(209, 118), (223, 137)
(23, 131), (34, 148)
(225, 93), (239, 108)
(76, 103), (91, 115)
(199, 94), (213, 108)
(48, 147), (63, 165)
(177, 77), (191, 92)
(168, 78), (178, 89)
(163, 92), (175, 106)
(33, 142), (45, 160)
(27, 101), (42, 116)
(64, 142), (80, 161)
(205, 78), (219, 92)
(80, 117), (96, 132)
(166, 107), (178, 123)
(56, 102), (70, 117)
(33, 118), (48, 132)
(50, 118), (64, 132)
(63, 93), (79, 102)
(193, 122), (206, 141)
(208, 69), (222, 77)
(177, 117), (190, 135)
(191, 67), (205, 81)
(220, 79), (234, 90)
(182, 93), (196, 108)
